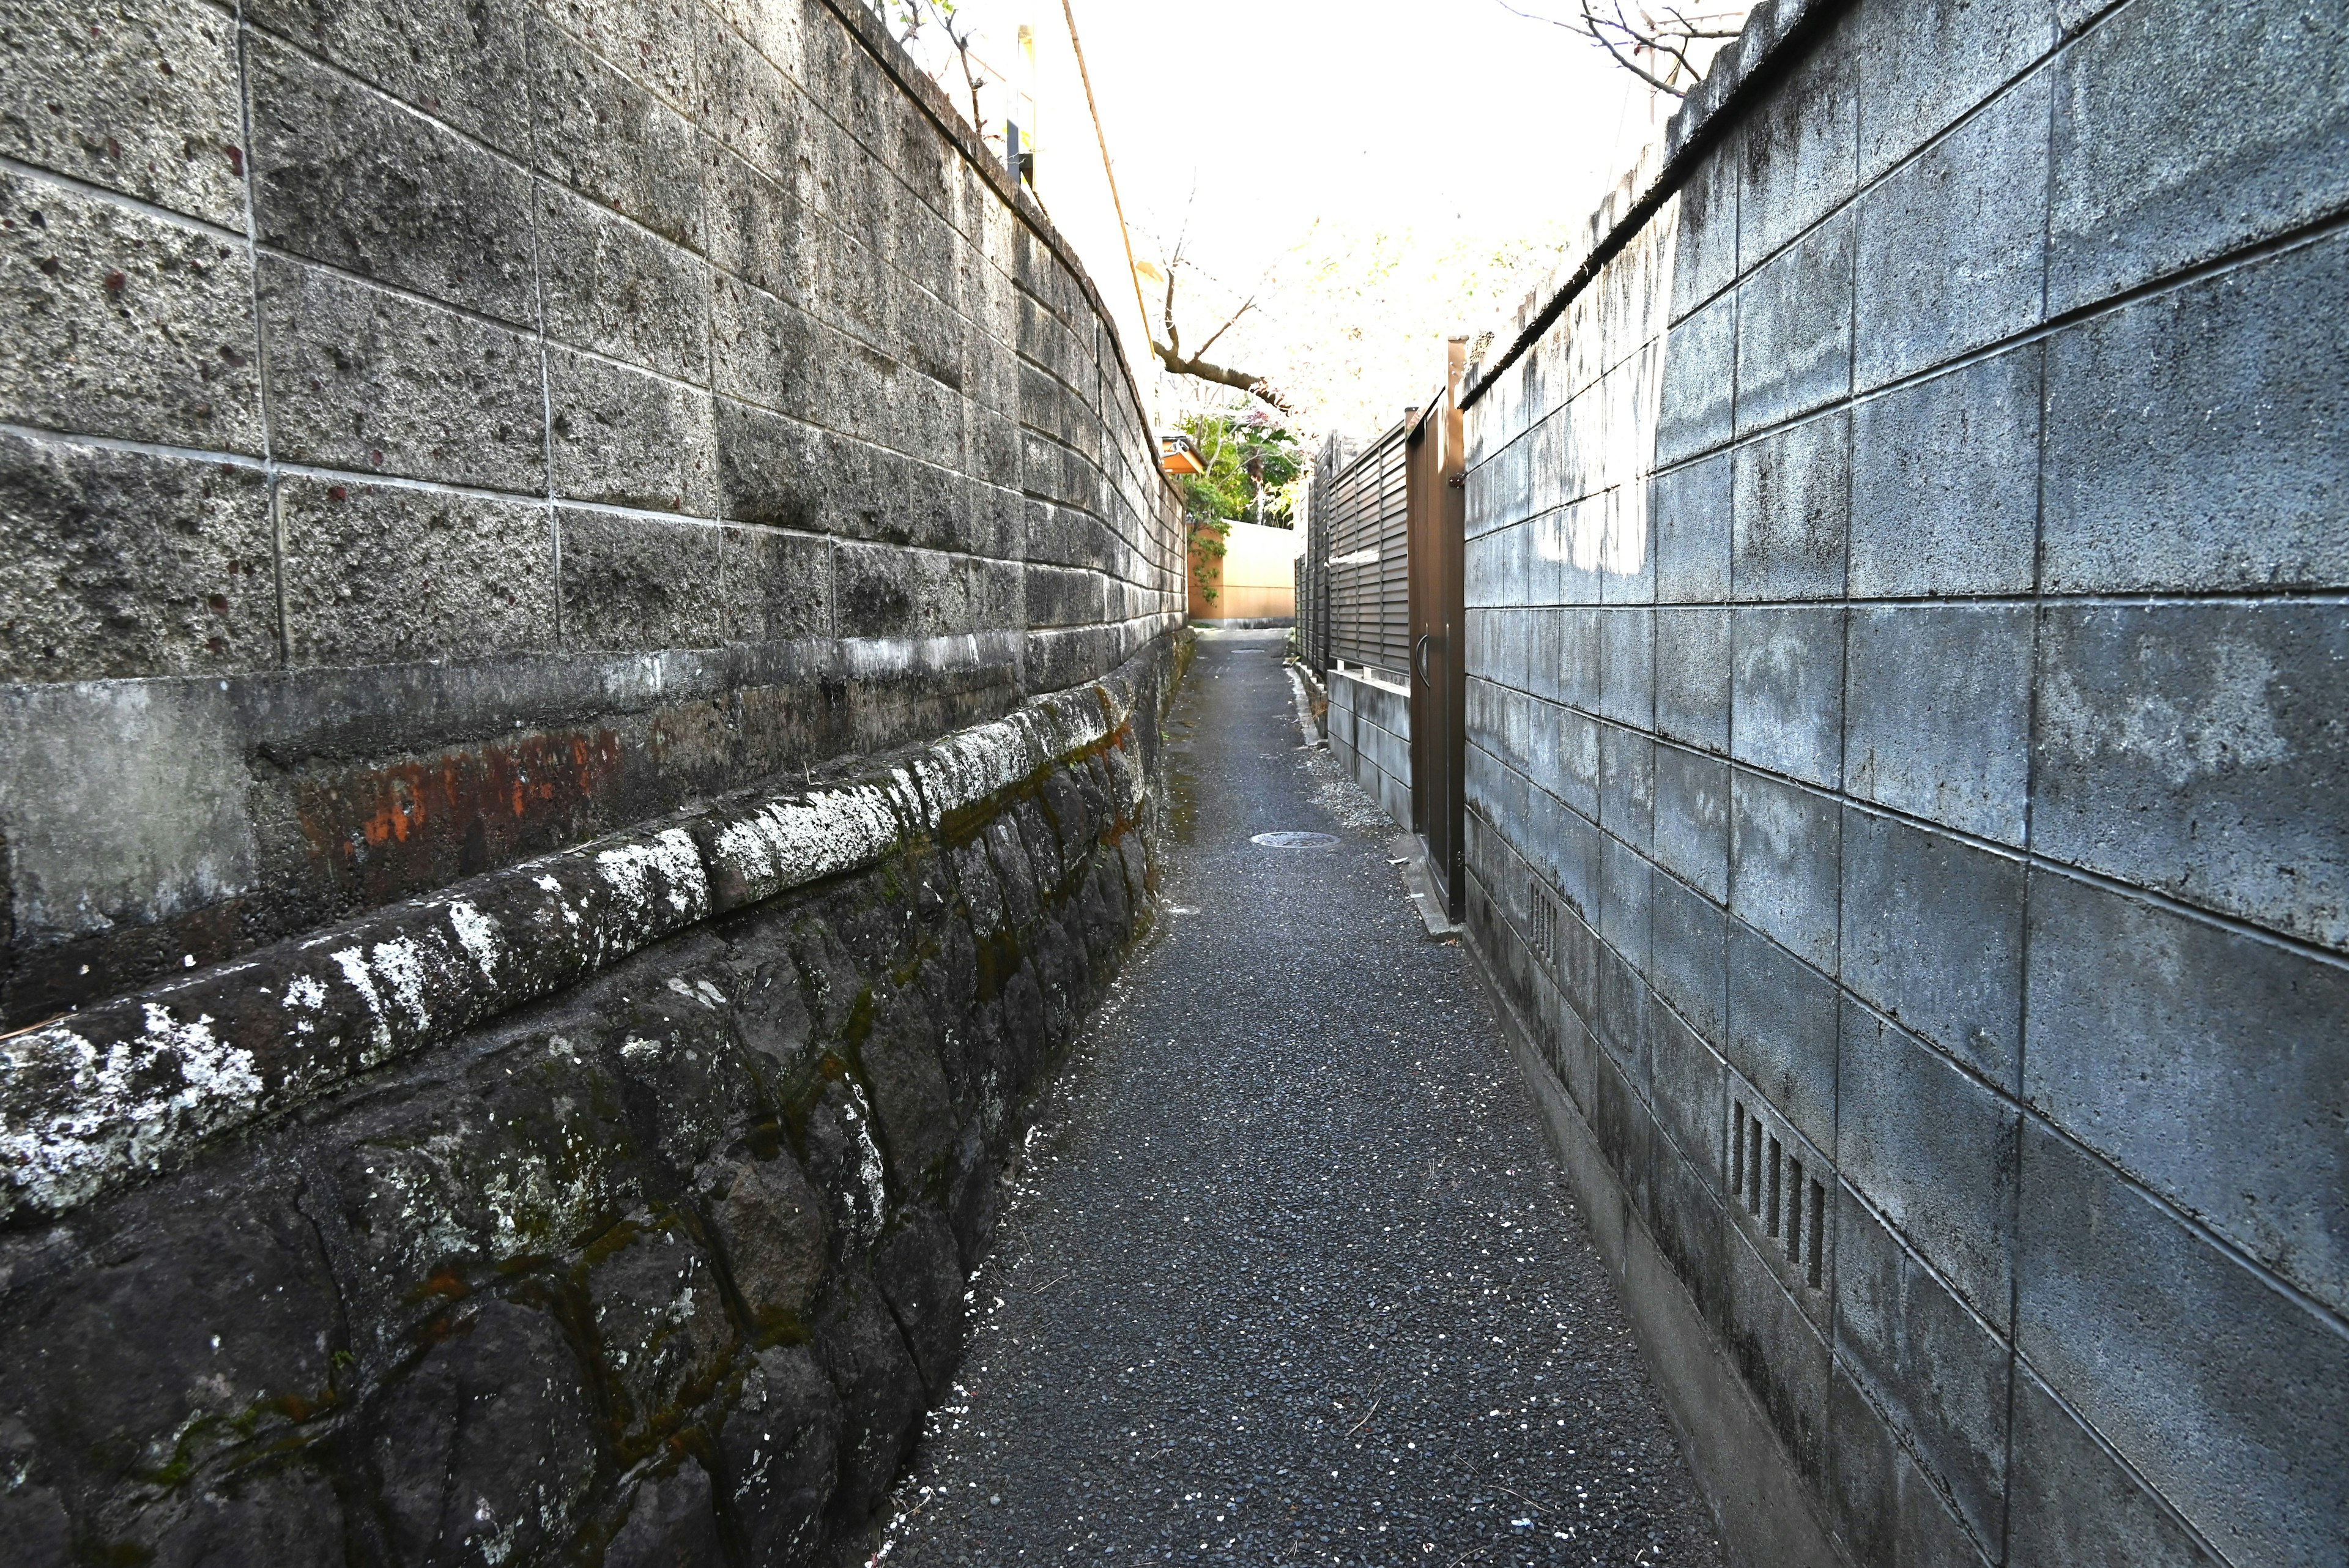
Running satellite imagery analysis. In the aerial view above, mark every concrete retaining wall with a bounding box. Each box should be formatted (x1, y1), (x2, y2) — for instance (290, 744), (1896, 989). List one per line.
(1457, 0), (2348, 1562)
(1326, 665), (1412, 833)
(0, 637), (1181, 1565)
(0, 0), (1183, 1030)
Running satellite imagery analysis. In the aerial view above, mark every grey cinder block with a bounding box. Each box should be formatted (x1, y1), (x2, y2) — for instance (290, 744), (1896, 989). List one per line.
(1669, 137), (1740, 324)
(1738, 10), (1859, 262)
(1600, 831), (1655, 977)
(1735, 210), (1855, 434)
(2016, 1117), (2349, 1567)
(1839, 808), (2025, 1092)
(1731, 407), (1850, 601)
(703, 138), (811, 308)
(1845, 603), (2032, 844)
(1652, 451), (1733, 604)
(1732, 606), (1846, 789)
(1540, 787), (1604, 926)
(1655, 608), (1732, 755)
(2041, 232), (2349, 595)
(1837, 998), (2019, 1324)
(258, 258), (545, 492)
(1655, 745), (1732, 907)
(1598, 607), (1656, 727)
(1850, 344), (2040, 598)
(281, 477), (554, 667)
(1831, 1196), (2013, 1552)
(1726, 920), (1838, 1150)
(1730, 768), (1841, 972)
(1712, 1219), (1834, 1484)
(1655, 291), (1737, 464)
(2005, 1367), (2223, 1568)
(2025, 872), (2349, 1315)
(557, 0), (695, 106)
(1650, 869), (1729, 1047)
(1600, 725), (1657, 850)
(1649, 995), (1729, 1187)
(2033, 600), (2349, 951)
(1852, 0), (2056, 184)
(1853, 72), (2049, 390)
(2048, 0), (2349, 313)
(1557, 705), (1603, 819)
(1823, 1367), (1996, 1568)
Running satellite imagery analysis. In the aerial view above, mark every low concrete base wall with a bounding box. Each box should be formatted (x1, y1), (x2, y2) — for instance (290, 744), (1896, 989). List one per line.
(1326, 666), (1412, 833)
(0, 634), (1186, 1567)
(1460, 897), (1849, 1568)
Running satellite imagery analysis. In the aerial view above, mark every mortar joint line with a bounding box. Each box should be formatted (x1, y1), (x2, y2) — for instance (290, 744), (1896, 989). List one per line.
(223, 7), (288, 677)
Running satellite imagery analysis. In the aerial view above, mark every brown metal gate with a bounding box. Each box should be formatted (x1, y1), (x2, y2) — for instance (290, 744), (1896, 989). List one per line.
(1406, 341), (1469, 918)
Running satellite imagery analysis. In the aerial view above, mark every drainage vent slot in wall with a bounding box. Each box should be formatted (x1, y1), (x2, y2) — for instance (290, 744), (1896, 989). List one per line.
(1528, 875), (1560, 970)
(1732, 1099), (1827, 1291)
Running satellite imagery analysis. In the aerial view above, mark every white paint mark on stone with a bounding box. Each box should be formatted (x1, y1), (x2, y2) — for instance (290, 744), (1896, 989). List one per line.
(445, 899), (503, 981)
(0, 1005), (263, 1217)
(596, 829), (708, 920)
(369, 938), (433, 1031)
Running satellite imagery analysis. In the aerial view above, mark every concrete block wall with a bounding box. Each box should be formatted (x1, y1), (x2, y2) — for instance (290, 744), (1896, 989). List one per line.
(1458, 0), (2348, 1562)
(0, 0), (1183, 1028)
(1326, 664), (1411, 832)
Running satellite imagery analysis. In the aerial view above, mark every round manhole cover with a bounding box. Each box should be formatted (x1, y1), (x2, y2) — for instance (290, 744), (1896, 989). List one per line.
(1251, 831), (1340, 849)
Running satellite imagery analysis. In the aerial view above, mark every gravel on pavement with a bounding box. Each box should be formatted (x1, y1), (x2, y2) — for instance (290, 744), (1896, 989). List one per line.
(866, 629), (1724, 1568)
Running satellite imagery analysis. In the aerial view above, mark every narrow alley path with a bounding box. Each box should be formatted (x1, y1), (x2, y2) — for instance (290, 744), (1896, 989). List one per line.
(873, 631), (1721, 1567)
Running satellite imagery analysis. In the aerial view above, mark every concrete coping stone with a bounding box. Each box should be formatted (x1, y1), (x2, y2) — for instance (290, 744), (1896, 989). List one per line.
(1458, 0), (1847, 411)
(1328, 664), (1411, 699)
(0, 644), (1165, 1228)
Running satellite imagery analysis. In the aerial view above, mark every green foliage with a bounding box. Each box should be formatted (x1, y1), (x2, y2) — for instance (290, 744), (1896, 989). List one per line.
(1175, 407), (1305, 529)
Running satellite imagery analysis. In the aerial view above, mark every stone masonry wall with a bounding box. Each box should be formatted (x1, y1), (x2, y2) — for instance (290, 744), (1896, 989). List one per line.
(0, 634), (1183, 1566)
(0, 0), (1184, 1028)
(1458, 0), (2345, 1562)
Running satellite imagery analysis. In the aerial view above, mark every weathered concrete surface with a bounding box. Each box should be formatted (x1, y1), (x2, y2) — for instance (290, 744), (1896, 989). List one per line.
(0, 633), (1184, 1568)
(0, 0), (1184, 1025)
(1457, 0), (2349, 1562)
(873, 630), (1721, 1566)
(1325, 664), (1412, 831)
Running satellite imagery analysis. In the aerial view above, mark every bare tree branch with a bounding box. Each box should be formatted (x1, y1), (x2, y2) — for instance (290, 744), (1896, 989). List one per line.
(1151, 340), (1296, 415)
(1494, 0), (1748, 97)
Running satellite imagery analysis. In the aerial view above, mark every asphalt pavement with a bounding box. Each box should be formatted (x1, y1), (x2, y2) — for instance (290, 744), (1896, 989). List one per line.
(869, 629), (1722, 1567)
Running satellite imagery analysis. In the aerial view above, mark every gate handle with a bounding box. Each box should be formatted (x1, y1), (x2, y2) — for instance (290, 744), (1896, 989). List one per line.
(1414, 632), (1434, 685)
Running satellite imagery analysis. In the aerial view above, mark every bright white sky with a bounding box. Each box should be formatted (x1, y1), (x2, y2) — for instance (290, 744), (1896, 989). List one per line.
(889, 0), (1674, 431)
(1066, 0), (1659, 277)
